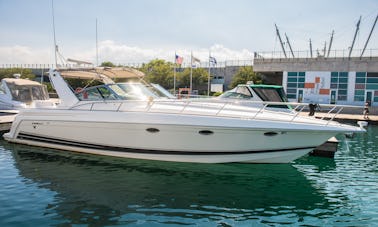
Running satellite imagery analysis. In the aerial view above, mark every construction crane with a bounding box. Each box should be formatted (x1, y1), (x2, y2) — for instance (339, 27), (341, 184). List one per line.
(361, 13), (378, 58)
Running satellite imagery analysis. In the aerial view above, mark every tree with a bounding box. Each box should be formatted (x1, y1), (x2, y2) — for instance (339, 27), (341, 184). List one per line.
(140, 59), (174, 89)
(0, 68), (35, 80)
(100, 61), (116, 67)
(177, 68), (209, 91)
(229, 66), (262, 89)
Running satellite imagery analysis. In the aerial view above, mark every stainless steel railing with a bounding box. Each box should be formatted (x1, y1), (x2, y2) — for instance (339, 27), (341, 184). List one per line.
(68, 98), (364, 125)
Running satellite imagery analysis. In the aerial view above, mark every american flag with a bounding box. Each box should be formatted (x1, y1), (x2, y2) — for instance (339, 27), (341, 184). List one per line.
(175, 54), (183, 65)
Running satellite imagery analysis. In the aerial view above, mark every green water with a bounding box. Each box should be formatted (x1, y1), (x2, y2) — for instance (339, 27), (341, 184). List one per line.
(0, 126), (377, 226)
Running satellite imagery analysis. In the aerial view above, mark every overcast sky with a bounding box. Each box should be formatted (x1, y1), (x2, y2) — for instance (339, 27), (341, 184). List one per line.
(0, 0), (377, 65)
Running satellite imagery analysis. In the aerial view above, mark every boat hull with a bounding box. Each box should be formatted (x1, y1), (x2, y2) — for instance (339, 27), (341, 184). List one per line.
(3, 109), (347, 163)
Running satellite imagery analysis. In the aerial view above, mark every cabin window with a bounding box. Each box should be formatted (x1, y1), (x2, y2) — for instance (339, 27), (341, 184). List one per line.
(31, 86), (49, 100)
(7, 84), (49, 102)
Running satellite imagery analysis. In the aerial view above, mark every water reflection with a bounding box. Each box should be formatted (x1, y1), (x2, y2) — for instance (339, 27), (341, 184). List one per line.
(294, 126), (378, 226)
(2, 141), (332, 226)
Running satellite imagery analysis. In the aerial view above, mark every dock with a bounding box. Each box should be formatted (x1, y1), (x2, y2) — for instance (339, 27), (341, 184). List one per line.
(313, 112), (378, 124)
(299, 107), (378, 124)
(310, 137), (339, 158)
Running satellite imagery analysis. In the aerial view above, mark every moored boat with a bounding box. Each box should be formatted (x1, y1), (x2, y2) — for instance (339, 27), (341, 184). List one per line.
(0, 75), (56, 110)
(3, 68), (365, 163)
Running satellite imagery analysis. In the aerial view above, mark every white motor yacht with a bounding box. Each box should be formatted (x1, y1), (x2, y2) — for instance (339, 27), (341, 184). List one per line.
(0, 76), (56, 110)
(3, 68), (365, 163)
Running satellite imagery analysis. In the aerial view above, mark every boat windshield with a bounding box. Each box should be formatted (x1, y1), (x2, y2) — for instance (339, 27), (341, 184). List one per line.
(6, 83), (49, 103)
(117, 83), (162, 100)
(76, 84), (128, 101)
(150, 83), (176, 98)
(219, 87), (252, 99)
(75, 83), (160, 101)
(251, 87), (288, 102)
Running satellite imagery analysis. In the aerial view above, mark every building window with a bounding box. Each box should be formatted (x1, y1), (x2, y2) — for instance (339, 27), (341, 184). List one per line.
(354, 72), (378, 102)
(286, 72), (305, 99)
(354, 72), (366, 101)
(331, 72), (348, 101)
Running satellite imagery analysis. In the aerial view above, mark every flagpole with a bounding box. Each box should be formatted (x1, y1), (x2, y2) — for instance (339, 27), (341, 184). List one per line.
(173, 52), (176, 95)
(190, 51), (193, 95)
(96, 18), (98, 66)
(208, 51), (211, 96)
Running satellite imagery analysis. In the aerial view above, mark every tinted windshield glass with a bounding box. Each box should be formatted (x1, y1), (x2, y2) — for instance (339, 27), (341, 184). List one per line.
(252, 87), (286, 102)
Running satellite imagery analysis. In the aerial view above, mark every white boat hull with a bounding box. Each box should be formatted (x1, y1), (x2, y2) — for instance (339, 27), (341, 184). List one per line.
(6, 137), (314, 163)
(3, 109), (351, 163)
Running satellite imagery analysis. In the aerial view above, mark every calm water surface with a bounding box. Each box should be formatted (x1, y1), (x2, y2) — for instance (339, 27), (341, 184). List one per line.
(0, 126), (377, 226)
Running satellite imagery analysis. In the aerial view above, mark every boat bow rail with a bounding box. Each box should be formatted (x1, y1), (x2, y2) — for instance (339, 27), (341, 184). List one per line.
(68, 99), (363, 127)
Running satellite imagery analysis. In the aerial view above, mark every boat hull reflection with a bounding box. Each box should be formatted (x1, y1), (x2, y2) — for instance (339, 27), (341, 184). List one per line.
(5, 141), (333, 225)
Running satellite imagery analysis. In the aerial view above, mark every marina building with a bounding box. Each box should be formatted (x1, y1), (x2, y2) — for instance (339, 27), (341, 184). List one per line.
(253, 53), (378, 107)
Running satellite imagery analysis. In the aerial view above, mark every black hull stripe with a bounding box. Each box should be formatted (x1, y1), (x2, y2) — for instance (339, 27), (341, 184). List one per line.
(16, 132), (316, 155)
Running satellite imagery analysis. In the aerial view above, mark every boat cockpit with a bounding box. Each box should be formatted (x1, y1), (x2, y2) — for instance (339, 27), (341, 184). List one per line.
(60, 67), (175, 102)
(74, 82), (174, 101)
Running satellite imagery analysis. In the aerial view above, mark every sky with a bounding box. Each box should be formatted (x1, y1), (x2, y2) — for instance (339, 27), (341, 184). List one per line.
(0, 0), (377, 65)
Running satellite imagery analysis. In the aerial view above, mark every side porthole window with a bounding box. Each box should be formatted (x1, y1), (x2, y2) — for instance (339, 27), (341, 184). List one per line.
(199, 130), (214, 135)
(146, 128), (160, 133)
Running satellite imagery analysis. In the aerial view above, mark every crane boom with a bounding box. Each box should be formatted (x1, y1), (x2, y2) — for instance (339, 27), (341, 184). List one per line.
(349, 16), (361, 58)
(361, 14), (378, 57)
(275, 24), (287, 58)
(285, 33), (295, 58)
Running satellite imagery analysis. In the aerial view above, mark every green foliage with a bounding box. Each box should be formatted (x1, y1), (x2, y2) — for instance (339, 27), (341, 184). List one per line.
(42, 82), (55, 93)
(0, 68), (35, 80)
(100, 61), (116, 67)
(230, 66), (262, 89)
(176, 68), (208, 89)
(138, 59), (210, 93)
(140, 59), (174, 89)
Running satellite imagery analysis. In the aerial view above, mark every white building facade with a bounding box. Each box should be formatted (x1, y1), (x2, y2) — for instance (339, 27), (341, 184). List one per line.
(282, 71), (378, 106)
(254, 56), (378, 107)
